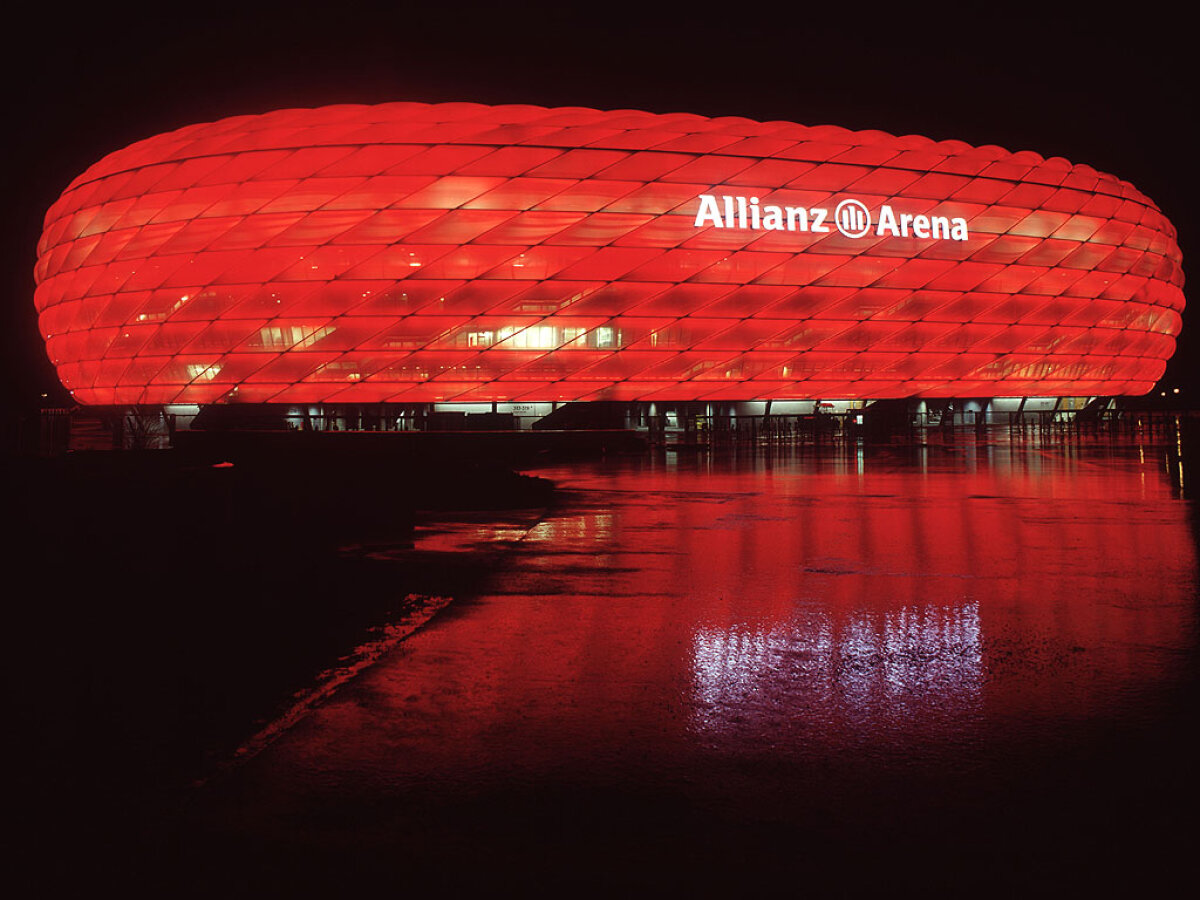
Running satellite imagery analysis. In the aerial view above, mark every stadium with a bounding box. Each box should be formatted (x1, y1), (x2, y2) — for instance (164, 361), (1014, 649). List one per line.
(33, 102), (1185, 432)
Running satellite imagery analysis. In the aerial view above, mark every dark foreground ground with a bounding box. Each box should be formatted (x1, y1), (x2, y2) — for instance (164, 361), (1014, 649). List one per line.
(6, 433), (1199, 896)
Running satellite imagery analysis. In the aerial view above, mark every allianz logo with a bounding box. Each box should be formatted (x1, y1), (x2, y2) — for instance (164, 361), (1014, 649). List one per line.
(694, 194), (969, 242)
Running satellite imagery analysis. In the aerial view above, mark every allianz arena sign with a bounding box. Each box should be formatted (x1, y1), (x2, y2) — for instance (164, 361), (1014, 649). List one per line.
(33, 103), (1185, 405)
(694, 195), (970, 241)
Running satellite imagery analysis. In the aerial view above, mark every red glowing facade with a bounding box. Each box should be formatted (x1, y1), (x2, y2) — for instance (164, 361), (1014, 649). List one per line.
(34, 103), (1185, 405)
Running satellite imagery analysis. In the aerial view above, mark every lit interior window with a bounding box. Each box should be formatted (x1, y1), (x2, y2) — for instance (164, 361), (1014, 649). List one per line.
(186, 363), (221, 381)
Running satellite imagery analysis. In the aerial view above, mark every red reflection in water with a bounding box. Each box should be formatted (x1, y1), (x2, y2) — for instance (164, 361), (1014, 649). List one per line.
(236, 444), (1197, 809)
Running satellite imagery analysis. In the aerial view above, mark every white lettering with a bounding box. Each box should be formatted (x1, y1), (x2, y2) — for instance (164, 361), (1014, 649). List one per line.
(876, 205), (899, 237)
(695, 194), (724, 228)
(695, 195), (968, 243)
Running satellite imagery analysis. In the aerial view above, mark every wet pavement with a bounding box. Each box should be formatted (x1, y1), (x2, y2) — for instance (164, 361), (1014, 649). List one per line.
(170, 439), (1199, 894)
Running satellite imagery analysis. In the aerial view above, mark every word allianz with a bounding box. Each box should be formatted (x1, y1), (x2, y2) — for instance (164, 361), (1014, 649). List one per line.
(693, 194), (970, 242)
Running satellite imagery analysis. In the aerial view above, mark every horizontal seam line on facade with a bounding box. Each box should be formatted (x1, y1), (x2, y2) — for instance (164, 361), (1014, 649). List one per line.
(59, 142), (1148, 205)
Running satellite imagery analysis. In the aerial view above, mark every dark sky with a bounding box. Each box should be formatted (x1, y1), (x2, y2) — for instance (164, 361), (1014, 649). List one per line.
(3, 2), (1195, 411)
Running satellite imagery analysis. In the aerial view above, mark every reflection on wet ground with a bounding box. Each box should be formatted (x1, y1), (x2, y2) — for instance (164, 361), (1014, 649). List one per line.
(182, 440), (1197, 893)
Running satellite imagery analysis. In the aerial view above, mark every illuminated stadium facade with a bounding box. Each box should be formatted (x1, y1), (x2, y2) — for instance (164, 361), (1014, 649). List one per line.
(33, 103), (1185, 430)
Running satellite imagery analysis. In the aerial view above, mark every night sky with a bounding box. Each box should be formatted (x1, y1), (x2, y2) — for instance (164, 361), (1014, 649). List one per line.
(4, 3), (1195, 413)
